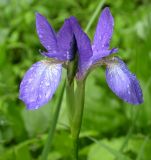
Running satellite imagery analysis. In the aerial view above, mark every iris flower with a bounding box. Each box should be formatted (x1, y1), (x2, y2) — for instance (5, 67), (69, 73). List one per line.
(19, 13), (75, 110)
(70, 7), (143, 104)
(19, 7), (143, 110)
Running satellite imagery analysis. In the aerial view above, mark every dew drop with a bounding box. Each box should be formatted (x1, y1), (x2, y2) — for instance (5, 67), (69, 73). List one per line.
(35, 105), (39, 109)
(28, 78), (33, 83)
(45, 92), (50, 99)
(47, 45), (51, 50)
(45, 82), (50, 86)
(39, 35), (43, 38)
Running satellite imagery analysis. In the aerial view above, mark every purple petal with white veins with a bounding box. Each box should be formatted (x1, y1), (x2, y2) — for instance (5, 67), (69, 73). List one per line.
(106, 57), (143, 105)
(69, 16), (93, 78)
(19, 61), (62, 110)
(36, 13), (61, 59)
(57, 19), (75, 60)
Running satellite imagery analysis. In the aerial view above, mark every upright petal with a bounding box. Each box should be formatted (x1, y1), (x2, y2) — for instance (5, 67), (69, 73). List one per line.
(105, 57), (143, 105)
(93, 7), (114, 51)
(69, 16), (93, 78)
(19, 61), (62, 110)
(57, 19), (75, 61)
(92, 7), (117, 61)
(36, 13), (61, 59)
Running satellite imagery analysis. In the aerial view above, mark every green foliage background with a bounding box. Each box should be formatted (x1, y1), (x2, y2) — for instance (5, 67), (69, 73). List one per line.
(0, 0), (151, 159)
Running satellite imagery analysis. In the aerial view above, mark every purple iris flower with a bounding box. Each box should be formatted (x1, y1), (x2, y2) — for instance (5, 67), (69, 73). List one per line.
(19, 8), (143, 110)
(19, 13), (74, 110)
(69, 7), (143, 104)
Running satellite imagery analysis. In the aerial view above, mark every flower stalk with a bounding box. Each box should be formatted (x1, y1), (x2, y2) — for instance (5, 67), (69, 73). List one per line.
(72, 80), (85, 160)
(66, 79), (85, 160)
(71, 80), (85, 139)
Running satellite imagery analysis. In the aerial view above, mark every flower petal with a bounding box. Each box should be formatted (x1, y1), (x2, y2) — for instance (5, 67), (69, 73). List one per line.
(69, 16), (93, 78)
(19, 61), (62, 110)
(93, 7), (114, 51)
(36, 13), (61, 59)
(92, 47), (118, 64)
(57, 18), (75, 60)
(105, 57), (143, 105)
(93, 7), (116, 59)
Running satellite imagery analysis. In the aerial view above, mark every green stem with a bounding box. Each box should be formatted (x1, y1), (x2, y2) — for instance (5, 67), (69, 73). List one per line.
(72, 137), (79, 160)
(66, 81), (75, 122)
(84, 0), (106, 33)
(66, 58), (77, 122)
(40, 80), (66, 160)
(71, 80), (86, 160)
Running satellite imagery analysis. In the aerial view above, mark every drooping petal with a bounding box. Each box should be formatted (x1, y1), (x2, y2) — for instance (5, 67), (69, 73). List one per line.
(19, 61), (62, 110)
(36, 13), (61, 59)
(57, 19), (75, 60)
(105, 57), (143, 105)
(69, 16), (93, 78)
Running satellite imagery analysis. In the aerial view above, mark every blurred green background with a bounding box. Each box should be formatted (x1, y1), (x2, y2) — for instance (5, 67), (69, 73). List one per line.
(0, 0), (151, 159)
